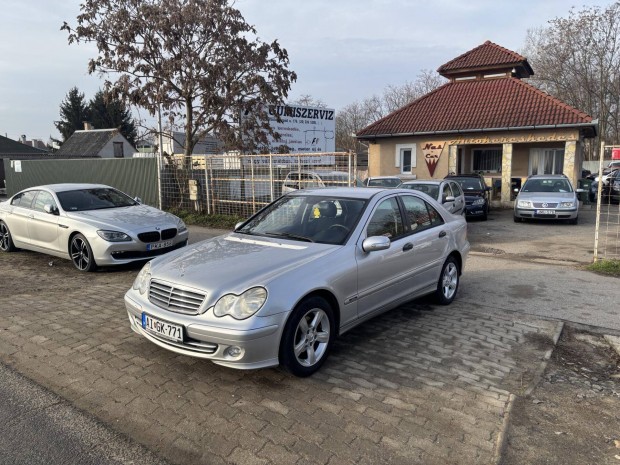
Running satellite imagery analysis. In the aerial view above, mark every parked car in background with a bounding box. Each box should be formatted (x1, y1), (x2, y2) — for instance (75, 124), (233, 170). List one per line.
(591, 169), (620, 203)
(125, 187), (470, 377)
(400, 180), (465, 216)
(364, 176), (403, 188)
(513, 174), (582, 224)
(282, 170), (360, 193)
(0, 183), (188, 271)
(444, 174), (490, 221)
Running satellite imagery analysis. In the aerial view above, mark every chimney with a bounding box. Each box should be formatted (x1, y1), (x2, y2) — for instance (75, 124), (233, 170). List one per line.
(20, 135), (27, 144)
(83, 122), (93, 130)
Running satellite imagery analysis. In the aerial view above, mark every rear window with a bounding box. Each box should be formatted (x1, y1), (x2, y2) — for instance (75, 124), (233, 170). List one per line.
(453, 178), (484, 190)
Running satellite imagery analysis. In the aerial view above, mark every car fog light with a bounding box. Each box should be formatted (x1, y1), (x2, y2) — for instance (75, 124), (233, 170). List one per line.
(225, 346), (243, 358)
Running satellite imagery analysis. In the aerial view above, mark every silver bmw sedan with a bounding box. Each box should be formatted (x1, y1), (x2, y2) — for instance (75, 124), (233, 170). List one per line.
(0, 183), (189, 271)
(125, 187), (470, 376)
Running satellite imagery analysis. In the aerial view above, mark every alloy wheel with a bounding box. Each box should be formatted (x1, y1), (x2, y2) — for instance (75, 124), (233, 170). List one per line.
(441, 262), (458, 300)
(70, 236), (91, 271)
(293, 308), (331, 367)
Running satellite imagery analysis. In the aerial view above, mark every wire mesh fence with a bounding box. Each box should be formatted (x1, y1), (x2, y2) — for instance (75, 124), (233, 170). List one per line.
(159, 152), (360, 217)
(593, 172), (620, 261)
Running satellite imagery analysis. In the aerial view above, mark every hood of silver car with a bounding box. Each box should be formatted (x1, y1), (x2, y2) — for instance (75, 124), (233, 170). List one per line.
(65, 204), (178, 230)
(149, 233), (338, 297)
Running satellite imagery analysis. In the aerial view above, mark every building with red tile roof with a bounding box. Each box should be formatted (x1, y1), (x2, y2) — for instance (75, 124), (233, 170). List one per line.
(357, 41), (597, 206)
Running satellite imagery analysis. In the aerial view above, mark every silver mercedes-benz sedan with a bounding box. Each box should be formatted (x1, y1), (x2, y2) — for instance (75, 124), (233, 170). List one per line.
(0, 183), (189, 271)
(125, 187), (470, 376)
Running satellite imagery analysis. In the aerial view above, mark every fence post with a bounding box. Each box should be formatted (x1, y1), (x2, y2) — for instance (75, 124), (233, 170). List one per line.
(269, 155), (274, 202)
(593, 140), (605, 262)
(205, 157), (211, 215)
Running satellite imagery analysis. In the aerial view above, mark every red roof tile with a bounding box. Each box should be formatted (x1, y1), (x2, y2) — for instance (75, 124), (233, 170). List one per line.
(356, 77), (594, 138)
(438, 40), (529, 75)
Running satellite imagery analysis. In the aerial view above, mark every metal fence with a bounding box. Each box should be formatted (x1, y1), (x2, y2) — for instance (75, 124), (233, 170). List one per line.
(159, 152), (359, 217)
(593, 175), (620, 262)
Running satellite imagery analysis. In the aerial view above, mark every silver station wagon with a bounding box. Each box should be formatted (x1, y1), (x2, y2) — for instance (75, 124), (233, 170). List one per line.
(125, 187), (470, 376)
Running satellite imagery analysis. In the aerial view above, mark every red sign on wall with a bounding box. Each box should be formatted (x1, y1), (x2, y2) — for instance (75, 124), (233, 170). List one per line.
(422, 142), (445, 177)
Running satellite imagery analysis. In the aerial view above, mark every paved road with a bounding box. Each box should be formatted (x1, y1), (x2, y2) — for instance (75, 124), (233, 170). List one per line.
(0, 207), (617, 465)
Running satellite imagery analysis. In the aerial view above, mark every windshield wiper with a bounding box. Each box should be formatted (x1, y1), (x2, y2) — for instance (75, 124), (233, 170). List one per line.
(263, 232), (314, 243)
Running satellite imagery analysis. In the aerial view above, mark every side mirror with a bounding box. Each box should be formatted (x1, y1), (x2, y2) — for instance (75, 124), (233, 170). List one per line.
(485, 186), (491, 192)
(234, 221), (244, 230)
(443, 195), (455, 203)
(43, 204), (59, 215)
(362, 236), (391, 252)
(134, 196), (142, 204)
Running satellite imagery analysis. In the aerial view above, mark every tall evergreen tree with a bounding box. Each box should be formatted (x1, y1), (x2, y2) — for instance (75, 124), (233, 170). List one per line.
(54, 87), (90, 143)
(89, 90), (138, 147)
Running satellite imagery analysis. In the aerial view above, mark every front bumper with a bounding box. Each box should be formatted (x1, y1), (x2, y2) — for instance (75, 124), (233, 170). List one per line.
(93, 231), (189, 266)
(464, 204), (486, 216)
(125, 292), (287, 369)
(514, 207), (578, 220)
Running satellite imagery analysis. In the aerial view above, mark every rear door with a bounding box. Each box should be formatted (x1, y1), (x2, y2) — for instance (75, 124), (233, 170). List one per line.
(28, 190), (61, 252)
(448, 181), (465, 215)
(6, 190), (37, 245)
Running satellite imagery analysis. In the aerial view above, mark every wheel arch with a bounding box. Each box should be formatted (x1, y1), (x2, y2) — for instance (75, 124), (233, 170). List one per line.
(447, 250), (463, 275)
(286, 289), (341, 336)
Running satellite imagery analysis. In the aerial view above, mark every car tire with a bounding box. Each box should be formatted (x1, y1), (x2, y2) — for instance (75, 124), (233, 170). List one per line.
(435, 256), (460, 305)
(568, 216), (578, 225)
(481, 211), (488, 221)
(279, 296), (335, 377)
(70, 233), (97, 272)
(513, 215), (522, 223)
(0, 221), (17, 252)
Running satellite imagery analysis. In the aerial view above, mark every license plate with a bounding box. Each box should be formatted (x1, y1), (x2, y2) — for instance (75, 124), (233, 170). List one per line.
(147, 240), (173, 251)
(142, 313), (183, 342)
(536, 209), (555, 215)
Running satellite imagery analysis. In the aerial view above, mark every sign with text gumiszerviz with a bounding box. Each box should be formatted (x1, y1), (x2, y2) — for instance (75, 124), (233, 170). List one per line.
(266, 104), (336, 153)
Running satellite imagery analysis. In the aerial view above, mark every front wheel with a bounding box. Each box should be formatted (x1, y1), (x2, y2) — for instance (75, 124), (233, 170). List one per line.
(70, 233), (97, 272)
(0, 221), (16, 252)
(435, 257), (460, 305)
(279, 296), (335, 377)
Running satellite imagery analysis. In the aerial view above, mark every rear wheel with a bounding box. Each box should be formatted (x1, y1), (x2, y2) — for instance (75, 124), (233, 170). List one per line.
(279, 296), (335, 377)
(435, 257), (460, 305)
(70, 234), (97, 272)
(0, 221), (16, 252)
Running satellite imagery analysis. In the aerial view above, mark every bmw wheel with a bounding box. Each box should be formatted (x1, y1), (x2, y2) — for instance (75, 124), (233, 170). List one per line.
(280, 296), (335, 377)
(70, 233), (97, 272)
(435, 257), (460, 305)
(0, 221), (16, 252)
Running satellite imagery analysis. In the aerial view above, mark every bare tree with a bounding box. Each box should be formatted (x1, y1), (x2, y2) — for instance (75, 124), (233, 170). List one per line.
(523, 3), (620, 158)
(336, 70), (446, 152)
(291, 94), (327, 108)
(62, 0), (296, 158)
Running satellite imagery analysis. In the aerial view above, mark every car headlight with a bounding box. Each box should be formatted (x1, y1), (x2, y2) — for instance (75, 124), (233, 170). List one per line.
(177, 218), (187, 233)
(213, 287), (267, 320)
(559, 201), (575, 208)
(517, 200), (532, 208)
(472, 198), (486, 205)
(97, 230), (132, 242)
(132, 261), (151, 295)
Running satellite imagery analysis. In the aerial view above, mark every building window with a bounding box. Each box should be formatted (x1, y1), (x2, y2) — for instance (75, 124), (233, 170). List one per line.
(113, 142), (124, 158)
(395, 144), (416, 174)
(529, 148), (564, 175)
(472, 148), (501, 172)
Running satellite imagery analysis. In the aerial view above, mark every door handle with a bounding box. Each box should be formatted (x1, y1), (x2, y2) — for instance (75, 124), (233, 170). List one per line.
(438, 230), (447, 238)
(402, 242), (413, 252)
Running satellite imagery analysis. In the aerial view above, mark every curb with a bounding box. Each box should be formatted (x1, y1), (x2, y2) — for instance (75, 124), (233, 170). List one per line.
(492, 321), (565, 465)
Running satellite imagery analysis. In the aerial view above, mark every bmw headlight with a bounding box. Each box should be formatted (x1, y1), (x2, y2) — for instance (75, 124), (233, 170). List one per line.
(177, 218), (187, 233)
(517, 200), (532, 208)
(97, 230), (132, 242)
(472, 198), (486, 205)
(559, 201), (575, 208)
(132, 261), (151, 295)
(213, 287), (267, 320)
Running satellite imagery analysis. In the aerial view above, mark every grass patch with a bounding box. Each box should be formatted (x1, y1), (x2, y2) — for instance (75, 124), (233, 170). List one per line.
(586, 259), (620, 277)
(168, 209), (242, 230)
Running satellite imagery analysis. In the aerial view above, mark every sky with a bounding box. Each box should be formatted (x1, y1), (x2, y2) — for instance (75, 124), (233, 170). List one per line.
(0, 0), (609, 143)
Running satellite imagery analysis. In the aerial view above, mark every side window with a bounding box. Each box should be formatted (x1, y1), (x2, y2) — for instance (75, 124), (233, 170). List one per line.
(401, 195), (445, 233)
(33, 191), (57, 212)
(12, 190), (37, 209)
(366, 198), (403, 239)
(450, 182), (462, 197)
(442, 183), (453, 201)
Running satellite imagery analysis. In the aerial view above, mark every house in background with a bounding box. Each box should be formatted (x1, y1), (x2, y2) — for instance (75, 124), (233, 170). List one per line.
(0, 134), (50, 192)
(54, 124), (136, 159)
(356, 41), (597, 206)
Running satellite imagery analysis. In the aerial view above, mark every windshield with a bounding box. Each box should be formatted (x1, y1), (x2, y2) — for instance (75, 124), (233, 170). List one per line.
(57, 188), (138, 211)
(453, 178), (484, 191)
(521, 178), (573, 193)
(238, 194), (367, 245)
(401, 183), (439, 198)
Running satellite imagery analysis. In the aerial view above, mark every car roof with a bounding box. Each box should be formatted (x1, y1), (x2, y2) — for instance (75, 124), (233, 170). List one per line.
(367, 176), (401, 179)
(526, 174), (567, 179)
(402, 180), (442, 185)
(445, 174), (482, 178)
(22, 183), (111, 193)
